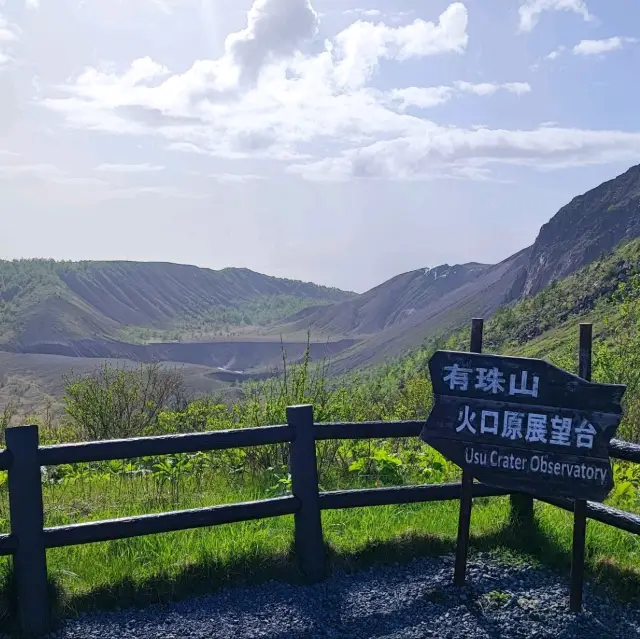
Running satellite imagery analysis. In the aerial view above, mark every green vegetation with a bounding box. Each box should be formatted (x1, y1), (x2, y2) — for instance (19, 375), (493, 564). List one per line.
(4, 239), (640, 627)
(63, 362), (189, 440)
(3, 308), (640, 627)
(0, 258), (353, 346)
(119, 294), (331, 343)
(0, 259), (75, 342)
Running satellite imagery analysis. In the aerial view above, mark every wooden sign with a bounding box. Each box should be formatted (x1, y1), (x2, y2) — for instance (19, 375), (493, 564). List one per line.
(421, 350), (626, 502)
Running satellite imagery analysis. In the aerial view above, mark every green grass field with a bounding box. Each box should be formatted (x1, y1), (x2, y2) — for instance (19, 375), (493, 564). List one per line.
(2, 465), (640, 630)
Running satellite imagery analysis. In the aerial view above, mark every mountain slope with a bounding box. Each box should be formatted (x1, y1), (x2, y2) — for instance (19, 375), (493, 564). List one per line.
(359, 236), (640, 391)
(325, 248), (531, 372)
(522, 163), (640, 296)
(3, 163), (640, 380)
(0, 260), (355, 347)
(275, 262), (491, 337)
(454, 236), (640, 356)
(281, 163), (640, 372)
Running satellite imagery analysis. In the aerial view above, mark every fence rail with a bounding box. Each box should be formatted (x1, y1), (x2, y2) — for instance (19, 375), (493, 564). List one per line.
(37, 424), (295, 466)
(2, 412), (640, 636)
(8, 425), (639, 467)
(42, 496), (300, 548)
(0, 448), (11, 471)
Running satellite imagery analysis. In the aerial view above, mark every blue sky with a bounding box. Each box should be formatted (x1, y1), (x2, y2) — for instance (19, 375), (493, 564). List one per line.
(0, 0), (638, 292)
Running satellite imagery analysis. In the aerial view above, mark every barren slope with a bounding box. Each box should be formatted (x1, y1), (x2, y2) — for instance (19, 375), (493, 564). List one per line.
(325, 248), (531, 372)
(275, 262), (490, 337)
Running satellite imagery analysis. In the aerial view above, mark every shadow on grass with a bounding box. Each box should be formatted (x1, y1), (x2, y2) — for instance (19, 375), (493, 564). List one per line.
(1, 512), (639, 633)
(0, 563), (61, 637)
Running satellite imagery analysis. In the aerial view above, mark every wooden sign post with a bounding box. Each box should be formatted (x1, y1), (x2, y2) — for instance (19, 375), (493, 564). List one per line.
(421, 323), (625, 607)
(454, 318), (483, 587)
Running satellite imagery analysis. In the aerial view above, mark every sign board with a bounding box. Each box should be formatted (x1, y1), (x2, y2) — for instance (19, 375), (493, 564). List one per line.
(421, 350), (626, 502)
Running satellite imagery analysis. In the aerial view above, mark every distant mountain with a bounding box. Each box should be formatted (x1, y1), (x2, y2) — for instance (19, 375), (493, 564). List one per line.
(2, 163), (640, 385)
(0, 260), (356, 348)
(277, 262), (491, 337)
(294, 162), (640, 372)
(318, 249), (531, 372)
(522, 163), (640, 296)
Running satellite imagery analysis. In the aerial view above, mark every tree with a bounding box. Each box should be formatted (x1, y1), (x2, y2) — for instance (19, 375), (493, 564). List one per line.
(63, 361), (189, 440)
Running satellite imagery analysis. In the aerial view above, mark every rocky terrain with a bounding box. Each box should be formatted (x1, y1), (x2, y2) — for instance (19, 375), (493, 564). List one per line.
(32, 554), (640, 639)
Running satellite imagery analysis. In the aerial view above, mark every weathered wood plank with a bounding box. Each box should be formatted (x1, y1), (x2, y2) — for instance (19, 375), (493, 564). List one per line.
(422, 334), (624, 503)
(0, 449), (11, 471)
(318, 482), (511, 510)
(43, 496), (299, 548)
(426, 394), (618, 457)
(539, 496), (640, 536)
(289, 405), (325, 583)
(6, 425), (51, 635)
(608, 439), (640, 463)
(425, 436), (613, 501)
(38, 425), (295, 466)
(429, 350), (625, 412)
(454, 318), (484, 588)
(314, 421), (423, 441)
(0, 533), (17, 556)
(570, 322), (592, 613)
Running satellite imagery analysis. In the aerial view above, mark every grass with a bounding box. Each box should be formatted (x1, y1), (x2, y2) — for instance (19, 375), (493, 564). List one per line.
(2, 473), (640, 634)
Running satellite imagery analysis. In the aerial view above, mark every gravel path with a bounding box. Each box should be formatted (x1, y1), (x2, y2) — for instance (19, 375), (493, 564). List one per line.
(18, 554), (640, 638)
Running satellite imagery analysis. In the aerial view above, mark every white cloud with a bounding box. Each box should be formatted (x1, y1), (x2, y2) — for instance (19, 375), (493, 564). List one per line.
(289, 126), (640, 181)
(387, 86), (454, 111)
(518, 0), (592, 32)
(25, 0), (40, 9)
(0, 164), (62, 179)
(572, 36), (637, 56)
(0, 163), (109, 186)
(387, 81), (530, 111)
(95, 163), (165, 172)
(226, 0), (320, 85)
(334, 2), (468, 88)
(38, 0), (640, 184)
(343, 9), (382, 17)
(546, 46), (565, 60)
(454, 81), (531, 96)
(167, 142), (208, 155)
(42, 1), (469, 159)
(102, 185), (208, 199)
(0, 17), (20, 43)
(205, 173), (265, 183)
(0, 13), (20, 69)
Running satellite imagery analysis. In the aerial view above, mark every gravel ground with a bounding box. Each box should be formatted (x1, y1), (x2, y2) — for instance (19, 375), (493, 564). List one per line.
(12, 553), (640, 639)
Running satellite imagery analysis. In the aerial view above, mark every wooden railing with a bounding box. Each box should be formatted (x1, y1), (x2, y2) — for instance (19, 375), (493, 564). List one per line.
(1, 408), (640, 636)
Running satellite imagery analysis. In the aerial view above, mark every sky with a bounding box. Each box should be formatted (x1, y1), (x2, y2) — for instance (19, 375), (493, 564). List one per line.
(0, 0), (639, 293)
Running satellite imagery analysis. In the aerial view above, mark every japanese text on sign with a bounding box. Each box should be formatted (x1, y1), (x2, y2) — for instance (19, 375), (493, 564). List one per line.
(455, 405), (597, 449)
(443, 364), (539, 398)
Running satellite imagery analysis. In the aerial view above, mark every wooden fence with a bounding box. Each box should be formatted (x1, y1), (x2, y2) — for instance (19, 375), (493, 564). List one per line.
(2, 409), (640, 636)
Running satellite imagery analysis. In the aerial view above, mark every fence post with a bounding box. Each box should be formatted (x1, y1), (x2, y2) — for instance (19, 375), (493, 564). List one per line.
(570, 323), (592, 613)
(288, 404), (325, 583)
(6, 425), (50, 636)
(454, 318), (483, 587)
(509, 493), (534, 527)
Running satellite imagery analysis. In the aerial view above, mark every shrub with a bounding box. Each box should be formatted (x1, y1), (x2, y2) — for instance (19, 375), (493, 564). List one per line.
(63, 361), (188, 440)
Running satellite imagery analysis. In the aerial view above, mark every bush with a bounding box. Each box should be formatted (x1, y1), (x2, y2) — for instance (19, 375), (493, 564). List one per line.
(63, 361), (189, 440)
